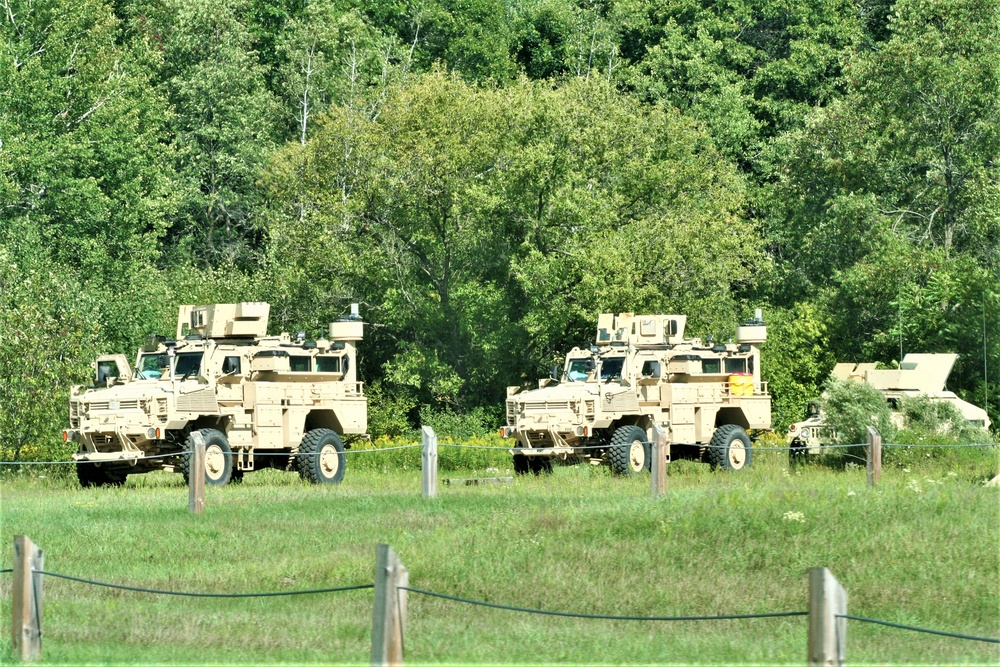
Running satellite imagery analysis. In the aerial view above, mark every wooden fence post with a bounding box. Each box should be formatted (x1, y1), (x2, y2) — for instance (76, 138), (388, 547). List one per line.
(421, 426), (438, 499)
(651, 425), (668, 497)
(188, 431), (205, 514)
(808, 567), (847, 667)
(865, 426), (882, 488)
(12, 535), (44, 662)
(372, 544), (408, 667)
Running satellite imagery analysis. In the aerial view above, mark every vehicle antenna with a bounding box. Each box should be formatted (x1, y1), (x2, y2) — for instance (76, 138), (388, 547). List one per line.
(899, 297), (904, 362)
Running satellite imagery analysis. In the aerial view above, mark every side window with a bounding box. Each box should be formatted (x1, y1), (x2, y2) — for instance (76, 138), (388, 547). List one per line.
(97, 361), (117, 384)
(222, 356), (241, 374)
(641, 360), (661, 378)
(316, 356), (341, 373)
(724, 358), (747, 374)
(289, 356), (311, 372)
(342, 355), (350, 376)
(701, 358), (721, 374)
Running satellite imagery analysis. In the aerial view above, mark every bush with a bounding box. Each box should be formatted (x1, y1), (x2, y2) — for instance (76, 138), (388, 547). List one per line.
(365, 381), (417, 439)
(347, 434), (511, 474)
(417, 405), (502, 442)
(821, 377), (896, 445)
(897, 394), (993, 443)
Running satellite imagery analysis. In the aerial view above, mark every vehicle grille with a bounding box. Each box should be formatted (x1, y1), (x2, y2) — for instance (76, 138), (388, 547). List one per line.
(88, 400), (139, 411)
(177, 388), (219, 414)
(522, 400), (571, 411)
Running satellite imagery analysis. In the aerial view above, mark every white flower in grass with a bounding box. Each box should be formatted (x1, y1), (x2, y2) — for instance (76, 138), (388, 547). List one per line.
(906, 478), (923, 493)
(783, 511), (805, 523)
(946, 471), (958, 478)
(847, 491), (857, 497)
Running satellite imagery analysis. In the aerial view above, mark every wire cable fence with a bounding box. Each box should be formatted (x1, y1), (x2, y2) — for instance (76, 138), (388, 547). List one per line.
(3, 556), (997, 665)
(6, 568), (994, 642)
(2, 440), (995, 466)
(838, 614), (1000, 644)
(32, 570), (374, 598)
(400, 586), (807, 621)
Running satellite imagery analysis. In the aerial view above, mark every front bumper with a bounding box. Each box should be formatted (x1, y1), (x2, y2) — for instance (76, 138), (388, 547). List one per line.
(66, 425), (164, 461)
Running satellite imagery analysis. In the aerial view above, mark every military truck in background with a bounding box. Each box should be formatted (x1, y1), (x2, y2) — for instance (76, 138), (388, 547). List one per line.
(787, 353), (992, 453)
(64, 303), (367, 487)
(501, 311), (772, 475)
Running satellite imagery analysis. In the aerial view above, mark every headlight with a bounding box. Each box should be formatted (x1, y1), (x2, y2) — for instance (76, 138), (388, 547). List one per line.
(800, 428), (811, 439)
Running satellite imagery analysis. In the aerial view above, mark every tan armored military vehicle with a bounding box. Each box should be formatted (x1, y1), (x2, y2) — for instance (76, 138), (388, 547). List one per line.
(501, 312), (772, 474)
(787, 353), (992, 452)
(64, 303), (367, 487)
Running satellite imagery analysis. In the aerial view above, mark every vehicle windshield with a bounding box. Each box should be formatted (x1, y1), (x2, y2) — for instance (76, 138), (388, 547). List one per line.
(137, 353), (169, 379)
(566, 357), (594, 382)
(175, 352), (203, 378)
(600, 358), (625, 381)
(136, 351), (204, 380)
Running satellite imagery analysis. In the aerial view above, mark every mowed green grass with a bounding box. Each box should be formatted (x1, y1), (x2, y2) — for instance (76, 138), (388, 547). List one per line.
(0, 447), (997, 665)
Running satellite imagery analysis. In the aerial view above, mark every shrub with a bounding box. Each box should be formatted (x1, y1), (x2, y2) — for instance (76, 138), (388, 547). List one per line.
(897, 394), (993, 443)
(821, 377), (896, 445)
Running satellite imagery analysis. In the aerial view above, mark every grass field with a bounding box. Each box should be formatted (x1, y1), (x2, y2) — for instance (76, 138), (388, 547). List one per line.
(1, 445), (998, 665)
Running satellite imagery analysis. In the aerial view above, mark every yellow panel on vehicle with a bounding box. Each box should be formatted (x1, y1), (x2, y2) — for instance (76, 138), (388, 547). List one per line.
(728, 374), (752, 397)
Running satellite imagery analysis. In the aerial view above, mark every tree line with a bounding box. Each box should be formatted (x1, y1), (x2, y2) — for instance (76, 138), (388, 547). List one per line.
(1, 0), (997, 458)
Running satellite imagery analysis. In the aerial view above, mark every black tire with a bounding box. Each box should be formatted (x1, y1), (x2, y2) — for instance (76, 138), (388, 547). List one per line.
(789, 438), (807, 463)
(298, 428), (346, 484)
(708, 424), (752, 471)
(181, 428), (233, 487)
(513, 453), (530, 475)
(607, 425), (649, 476)
(529, 456), (553, 475)
(76, 462), (127, 488)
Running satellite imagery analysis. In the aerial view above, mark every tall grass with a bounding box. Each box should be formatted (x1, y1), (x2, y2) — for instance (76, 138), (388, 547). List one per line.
(0, 446), (997, 665)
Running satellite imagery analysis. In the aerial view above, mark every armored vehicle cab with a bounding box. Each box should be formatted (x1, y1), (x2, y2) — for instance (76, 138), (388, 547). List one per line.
(502, 311), (771, 474)
(65, 303), (367, 487)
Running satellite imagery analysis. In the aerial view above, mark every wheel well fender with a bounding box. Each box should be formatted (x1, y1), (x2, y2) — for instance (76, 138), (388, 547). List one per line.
(715, 408), (749, 430)
(305, 410), (343, 434)
(189, 416), (232, 435)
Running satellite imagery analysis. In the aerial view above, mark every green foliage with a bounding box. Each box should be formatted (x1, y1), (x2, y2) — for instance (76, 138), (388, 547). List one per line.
(820, 377), (896, 446)
(2, 0), (997, 454)
(0, 237), (102, 466)
(265, 72), (759, 411)
(761, 303), (834, 430)
(417, 404), (502, 442)
(365, 380), (418, 439)
(898, 394), (994, 443)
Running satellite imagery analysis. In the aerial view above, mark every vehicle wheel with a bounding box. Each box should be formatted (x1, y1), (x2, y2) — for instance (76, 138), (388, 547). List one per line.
(788, 438), (807, 463)
(513, 453), (530, 475)
(529, 456), (553, 475)
(708, 424), (752, 471)
(182, 429), (233, 487)
(607, 425), (649, 476)
(76, 462), (127, 488)
(298, 428), (346, 484)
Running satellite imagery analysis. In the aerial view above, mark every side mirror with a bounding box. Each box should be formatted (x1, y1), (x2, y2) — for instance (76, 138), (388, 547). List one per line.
(550, 364), (560, 380)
